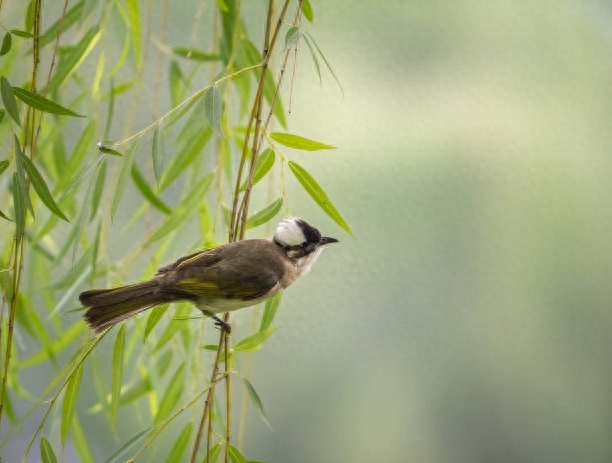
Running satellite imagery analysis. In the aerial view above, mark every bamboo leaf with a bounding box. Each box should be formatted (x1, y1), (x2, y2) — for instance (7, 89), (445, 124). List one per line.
(302, 34), (322, 84)
(270, 132), (335, 151)
(233, 328), (276, 352)
(14, 136), (34, 217)
(154, 362), (185, 424)
(40, 436), (58, 463)
(144, 304), (169, 340)
(159, 127), (212, 191)
(61, 362), (83, 444)
(1, 76), (21, 126)
(10, 29), (34, 38)
(0, 159), (9, 175)
(126, 0), (142, 67)
(164, 422), (193, 462)
(39, 0), (84, 48)
(229, 446), (247, 463)
(239, 148), (275, 191)
(111, 325), (126, 429)
(152, 125), (164, 185)
(18, 150), (70, 221)
(242, 377), (272, 431)
(105, 428), (151, 463)
(0, 32), (12, 56)
(260, 293), (281, 332)
(172, 47), (219, 61)
(203, 443), (221, 463)
(131, 166), (172, 214)
(145, 173), (213, 246)
(12, 87), (84, 117)
(246, 198), (283, 229)
(302, 0), (314, 22)
(72, 416), (96, 463)
(205, 83), (224, 138)
(288, 161), (352, 235)
(111, 143), (138, 223)
(305, 32), (344, 94)
(12, 173), (26, 243)
(49, 26), (100, 89)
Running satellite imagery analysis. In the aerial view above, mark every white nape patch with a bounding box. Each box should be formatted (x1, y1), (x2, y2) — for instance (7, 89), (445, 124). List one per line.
(274, 217), (306, 246)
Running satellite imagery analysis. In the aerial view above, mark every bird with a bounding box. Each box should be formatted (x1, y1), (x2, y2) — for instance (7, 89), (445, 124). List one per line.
(79, 217), (338, 333)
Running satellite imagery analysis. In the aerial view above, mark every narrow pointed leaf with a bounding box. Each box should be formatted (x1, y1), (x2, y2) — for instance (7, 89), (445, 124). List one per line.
(233, 328), (276, 352)
(205, 83), (223, 138)
(111, 325), (126, 429)
(164, 422), (193, 462)
(131, 166), (171, 214)
(303, 34), (322, 84)
(19, 150), (70, 221)
(246, 198), (282, 229)
(152, 125), (164, 185)
(14, 137), (34, 217)
(305, 32), (344, 94)
(126, 0), (142, 67)
(229, 446), (247, 463)
(105, 428), (151, 463)
(302, 0), (314, 22)
(242, 377), (272, 431)
(172, 47), (219, 61)
(0, 32), (12, 55)
(12, 172), (26, 244)
(239, 148), (275, 191)
(12, 87), (83, 117)
(111, 143), (138, 223)
(1, 76), (21, 126)
(61, 362), (83, 444)
(39, 0), (84, 48)
(144, 304), (169, 340)
(40, 436), (58, 463)
(288, 161), (352, 235)
(0, 159), (9, 175)
(260, 293), (281, 332)
(49, 27), (100, 89)
(270, 132), (335, 151)
(154, 362), (185, 424)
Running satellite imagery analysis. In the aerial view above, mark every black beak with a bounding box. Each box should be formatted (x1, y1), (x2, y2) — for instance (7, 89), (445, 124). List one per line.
(320, 236), (339, 245)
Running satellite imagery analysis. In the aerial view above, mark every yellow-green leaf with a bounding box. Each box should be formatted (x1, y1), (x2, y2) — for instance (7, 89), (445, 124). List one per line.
(270, 132), (335, 151)
(239, 148), (275, 191)
(61, 362), (83, 444)
(1, 76), (21, 126)
(246, 198), (282, 229)
(288, 161), (352, 235)
(205, 83), (223, 138)
(172, 47), (219, 61)
(40, 436), (58, 463)
(233, 328), (276, 352)
(12, 86), (83, 117)
(111, 325), (126, 429)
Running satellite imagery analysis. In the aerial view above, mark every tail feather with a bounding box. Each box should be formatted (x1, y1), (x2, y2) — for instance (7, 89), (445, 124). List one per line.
(80, 281), (162, 333)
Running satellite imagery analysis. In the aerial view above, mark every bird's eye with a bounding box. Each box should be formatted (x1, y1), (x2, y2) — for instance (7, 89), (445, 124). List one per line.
(301, 241), (308, 247)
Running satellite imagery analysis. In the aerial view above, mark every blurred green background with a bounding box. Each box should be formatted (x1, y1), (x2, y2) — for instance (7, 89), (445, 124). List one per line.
(5, 0), (612, 461)
(240, 1), (612, 462)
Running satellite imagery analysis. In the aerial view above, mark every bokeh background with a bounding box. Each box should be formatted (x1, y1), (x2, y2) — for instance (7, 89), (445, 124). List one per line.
(242, 1), (612, 462)
(5, 0), (612, 462)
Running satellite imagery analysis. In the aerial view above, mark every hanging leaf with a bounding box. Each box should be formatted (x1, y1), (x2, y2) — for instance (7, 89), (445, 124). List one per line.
(164, 422), (193, 462)
(305, 32), (344, 94)
(0, 32), (12, 56)
(18, 150), (70, 221)
(12, 172), (26, 244)
(131, 166), (172, 214)
(205, 83), (224, 138)
(233, 328), (276, 352)
(303, 34), (322, 84)
(239, 148), (275, 191)
(270, 132), (335, 151)
(284, 27), (300, 51)
(61, 362), (83, 444)
(0, 159), (9, 175)
(172, 47), (219, 61)
(12, 87), (83, 117)
(288, 161), (352, 235)
(228, 446), (247, 463)
(242, 377), (272, 431)
(40, 436), (58, 463)
(260, 293), (281, 332)
(152, 125), (165, 185)
(1, 76), (21, 126)
(111, 143), (138, 223)
(246, 198), (283, 229)
(302, 0), (314, 22)
(111, 325), (126, 430)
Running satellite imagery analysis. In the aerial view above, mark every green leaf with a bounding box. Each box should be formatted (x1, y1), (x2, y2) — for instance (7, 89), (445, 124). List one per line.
(61, 362), (83, 444)
(111, 325), (126, 429)
(12, 173), (26, 243)
(303, 34), (322, 84)
(111, 143), (138, 223)
(12, 87), (83, 117)
(233, 328), (276, 352)
(144, 304), (169, 340)
(49, 26), (100, 90)
(159, 127), (212, 191)
(1, 76), (21, 126)
(39, 0), (83, 47)
(164, 422), (193, 462)
(205, 83), (223, 138)
(168, 60), (184, 107)
(18, 149), (70, 221)
(260, 293), (281, 332)
(71, 416), (96, 463)
(242, 377), (272, 431)
(0, 108), (4, 123)
(97, 143), (124, 156)
(246, 198), (282, 229)
(40, 436), (58, 463)
(154, 362), (185, 424)
(145, 173), (213, 246)
(203, 443), (221, 463)
(302, 0), (314, 22)
(172, 47), (219, 61)
(152, 125), (164, 185)
(25, 0), (35, 32)
(229, 446), (247, 463)
(288, 161), (352, 235)
(131, 166), (172, 214)
(270, 132), (335, 151)
(284, 26), (300, 51)
(105, 428), (151, 463)
(10, 29), (34, 38)
(0, 32), (12, 56)
(239, 148), (275, 191)
(0, 159), (9, 175)
(126, 0), (142, 67)
(305, 32), (344, 94)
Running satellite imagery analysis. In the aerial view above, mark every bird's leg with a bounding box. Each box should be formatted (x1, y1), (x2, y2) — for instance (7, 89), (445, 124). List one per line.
(202, 310), (232, 333)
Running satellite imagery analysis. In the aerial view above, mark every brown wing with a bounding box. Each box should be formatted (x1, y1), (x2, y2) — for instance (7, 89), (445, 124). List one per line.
(158, 240), (285, 302)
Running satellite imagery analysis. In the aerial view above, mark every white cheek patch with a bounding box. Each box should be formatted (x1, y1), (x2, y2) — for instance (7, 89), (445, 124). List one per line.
(274, 217), (306, 246)
(297, 246), (324, 275)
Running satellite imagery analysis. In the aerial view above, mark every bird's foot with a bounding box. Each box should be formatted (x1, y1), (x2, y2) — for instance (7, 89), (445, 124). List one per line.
(202, 311), (231, 333)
